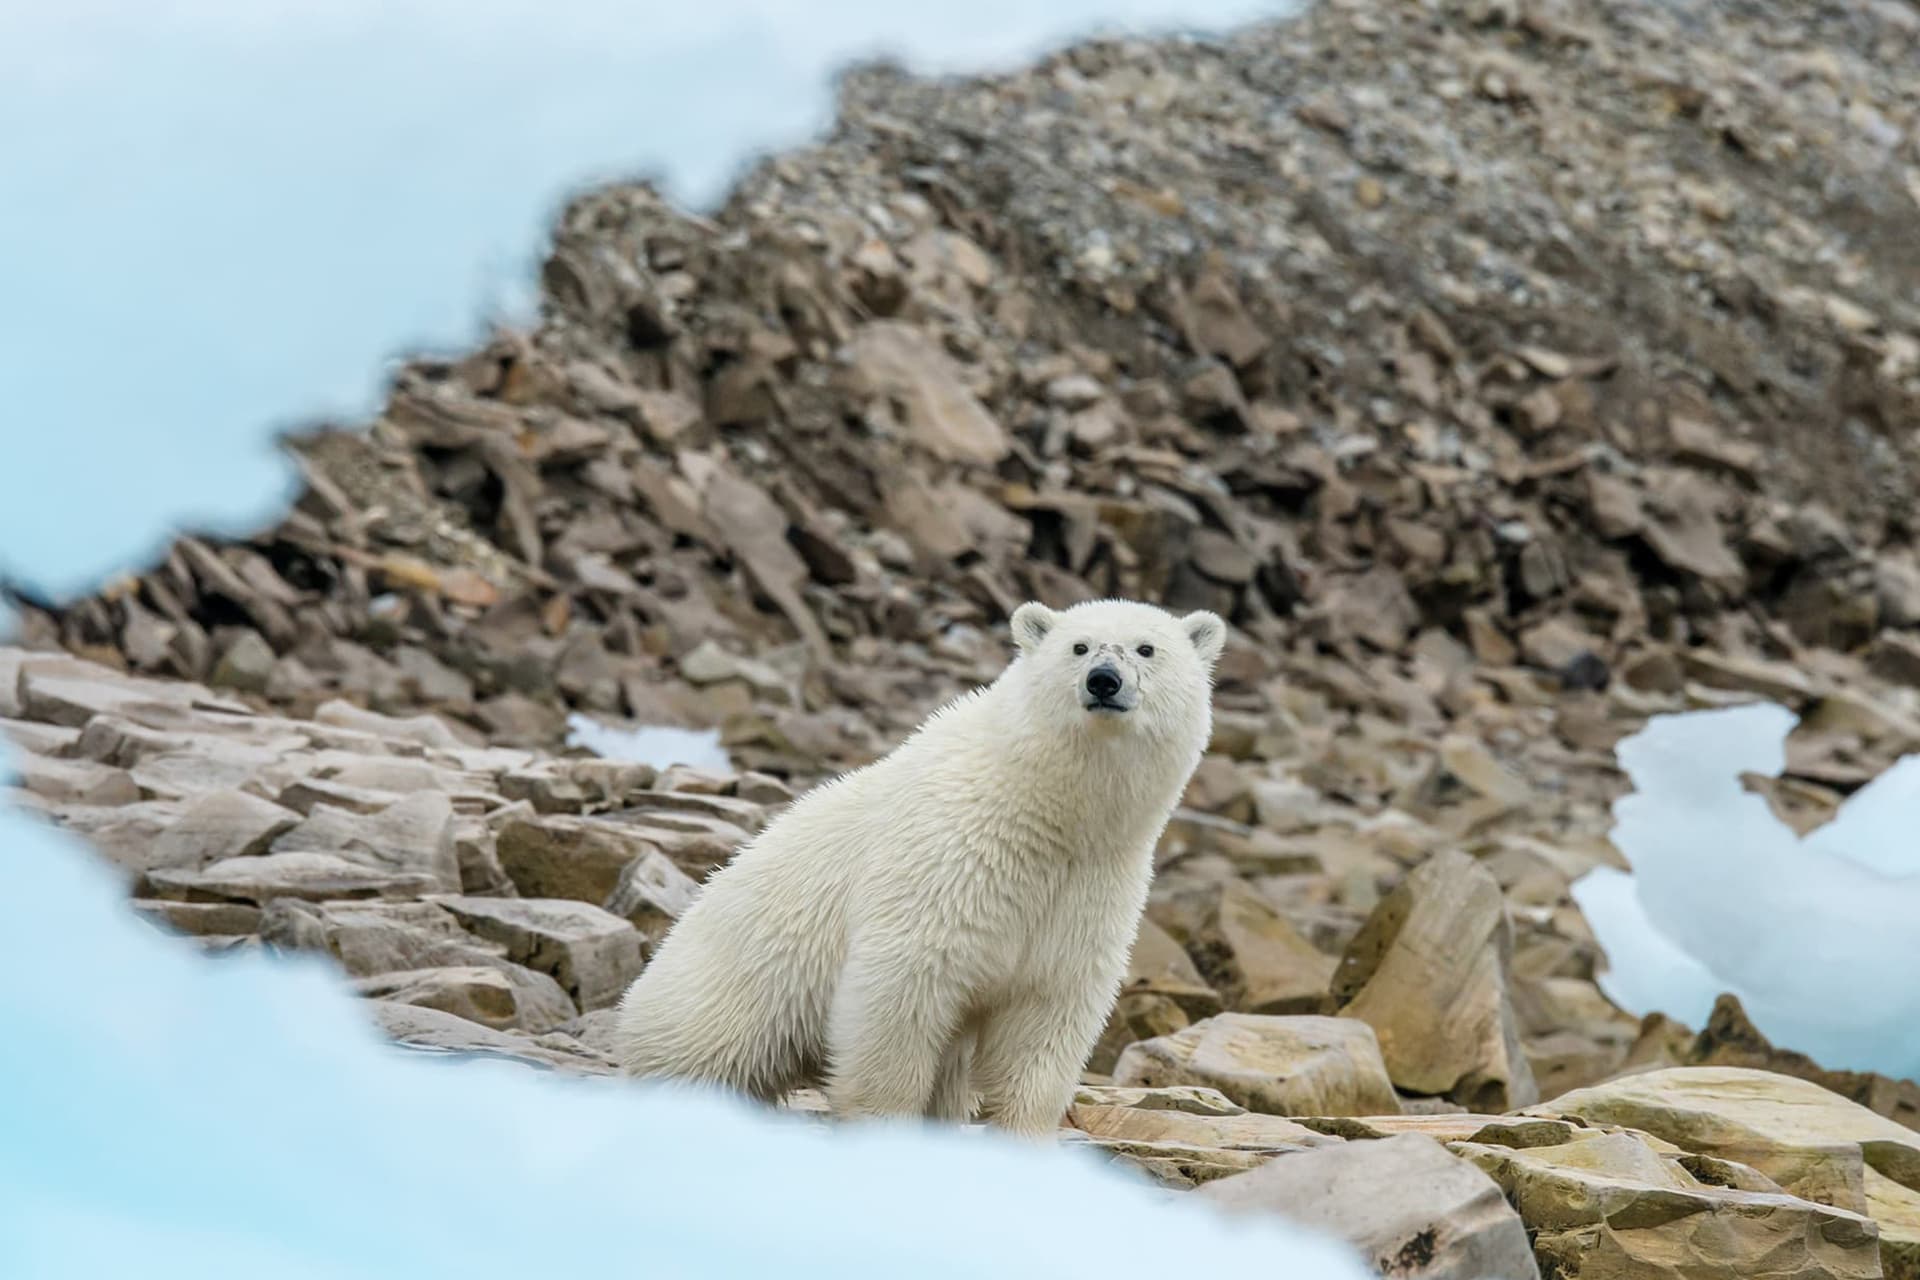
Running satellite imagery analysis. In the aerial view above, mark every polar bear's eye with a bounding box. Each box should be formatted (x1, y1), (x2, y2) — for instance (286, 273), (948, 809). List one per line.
(1136, 644), (1155, 658)
(1072, 642), (1089, 656)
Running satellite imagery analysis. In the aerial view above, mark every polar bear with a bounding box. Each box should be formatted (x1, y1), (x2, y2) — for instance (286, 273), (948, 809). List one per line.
(612, 598), (1224, 1137)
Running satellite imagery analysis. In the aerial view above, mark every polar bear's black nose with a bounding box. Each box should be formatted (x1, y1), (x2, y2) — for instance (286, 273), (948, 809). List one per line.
(1086, 665), (1123, 700)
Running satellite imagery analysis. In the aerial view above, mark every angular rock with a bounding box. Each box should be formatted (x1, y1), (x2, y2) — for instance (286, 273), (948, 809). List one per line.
(1071, 1084), (1250, 1117)
(1679, 649), (1817, 704)
(148, 788), (302, 871)
(1200, 1133), (1540, 1280)
(1324, 568), (1421, 653)
(1291, 1113), (1581, 1148)
(1090, 992), (1195, 1078)
(601, 848), (698, 946)
(46, 799), (185, 877)
(434, 896), (646, 1011)
(261, 899), (504, 977)
(1118, 915), (1225, 1016)
(1150, 879), (1334, 1015)
(600, 812), (751, 878)
(843, 321), (1008, 465)
(495, 812), (667, 904)
(1088, 918), (1221, 1075)
(1868, 1169), (1920, 1280)
(1639, 470), (1746, 594)
(210, 630), (276, 693)
(1334, 850), (1538, 1111)
(1114, 1014), (1402, 1118)
(270, 792), (461, 892)
(700, 465), (830, 657)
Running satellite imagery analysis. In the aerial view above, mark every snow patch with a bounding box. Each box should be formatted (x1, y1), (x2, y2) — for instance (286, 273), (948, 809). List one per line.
(565, 713), (732, 774)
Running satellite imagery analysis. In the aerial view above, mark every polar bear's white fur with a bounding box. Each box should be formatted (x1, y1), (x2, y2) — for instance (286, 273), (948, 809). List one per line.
(612, 598), (1224, 1137)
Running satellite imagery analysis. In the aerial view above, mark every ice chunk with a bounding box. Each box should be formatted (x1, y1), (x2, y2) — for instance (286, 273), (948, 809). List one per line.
(1570, 865), (1731, 1028)
(1801, 754), (1920, 878)
(1575, 703), (1920, 1080)
(565, 713), (732, 773)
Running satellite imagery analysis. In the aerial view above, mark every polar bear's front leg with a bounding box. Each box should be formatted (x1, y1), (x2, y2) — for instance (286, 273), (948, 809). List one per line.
(825, 948), (966, 1123)
(972, 984), (1113, 1140)
(924, 1031), (976, 1123)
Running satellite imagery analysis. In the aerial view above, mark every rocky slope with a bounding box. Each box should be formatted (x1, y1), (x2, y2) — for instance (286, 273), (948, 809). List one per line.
(8, 645), (1920, 1278)
(7, 1), (1920, 1276)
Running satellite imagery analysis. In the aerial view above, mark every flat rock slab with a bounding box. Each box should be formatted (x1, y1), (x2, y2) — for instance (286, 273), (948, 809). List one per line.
(131, 899), (264, 937)
(262, 899), (512, 979)
(1069, 1133), (1277, 1190)
(1070, 1096), (1338, 1154)
(1295, 1114), (1582, 1149)
(13, 753), (143, 808)
(1072, 1084), (1248, 1117)
(312, 699), (468, 750)
(353, 964), (576, 1034)
(1535, 1065), (1920, 1275)
(1536, 1067), (1920, 1201)
(16, 668), (232, 729)
(148, 852), (441, 904)
(1201, 1132), (1540, 1280)
(1114, 1013), (1402, 1117)
(1456, 1131), (1881, 1280)
(0, 716), (82, 756)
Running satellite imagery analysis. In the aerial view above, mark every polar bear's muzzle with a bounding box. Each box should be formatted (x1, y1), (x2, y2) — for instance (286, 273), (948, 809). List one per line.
(1082, 663), (1135, 714)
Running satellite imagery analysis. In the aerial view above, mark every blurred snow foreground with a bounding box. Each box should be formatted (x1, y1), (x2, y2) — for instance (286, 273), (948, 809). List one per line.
(1575, 702), (1920, 1082)
(0, 809), (1371, 1278)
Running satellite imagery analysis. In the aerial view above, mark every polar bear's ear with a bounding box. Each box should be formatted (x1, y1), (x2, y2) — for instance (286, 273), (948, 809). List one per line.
(1010, 602), (1057, 654)
(1182, 610), (1227, 666)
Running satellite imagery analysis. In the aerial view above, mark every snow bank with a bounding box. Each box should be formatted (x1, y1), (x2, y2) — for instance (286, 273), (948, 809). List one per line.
(0, 808), (1371, 1278)
(565, 713), (733, 774)
(1573, 703), (1920, 1080)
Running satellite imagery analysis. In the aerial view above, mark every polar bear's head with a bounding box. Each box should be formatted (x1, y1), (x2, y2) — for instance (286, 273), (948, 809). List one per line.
(1008, 598), (1224, 744)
